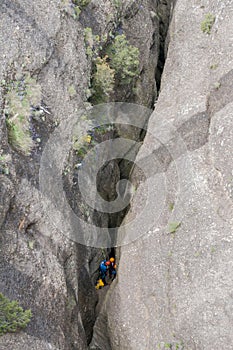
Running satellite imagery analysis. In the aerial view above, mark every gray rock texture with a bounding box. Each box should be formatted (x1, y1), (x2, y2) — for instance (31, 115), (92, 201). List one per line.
(91, 1), (233, 349)
(0, 0), (162, 349)
(0, 1), (93, 348)
(2, 0), (232, 349)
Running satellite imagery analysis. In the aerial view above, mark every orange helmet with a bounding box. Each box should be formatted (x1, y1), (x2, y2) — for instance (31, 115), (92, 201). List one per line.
(105, 261), (111, 266)
(110, 257), (115, 263)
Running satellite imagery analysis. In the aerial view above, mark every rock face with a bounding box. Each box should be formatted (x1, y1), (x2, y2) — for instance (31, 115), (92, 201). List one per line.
(1, 0), (232, 349)
(92, 1), (233, 349)
(0, 0), (163, 349)
(0, 1), (94, 348)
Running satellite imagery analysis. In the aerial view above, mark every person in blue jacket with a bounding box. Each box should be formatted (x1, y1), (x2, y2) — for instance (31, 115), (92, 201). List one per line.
(99, 260), (110, 286)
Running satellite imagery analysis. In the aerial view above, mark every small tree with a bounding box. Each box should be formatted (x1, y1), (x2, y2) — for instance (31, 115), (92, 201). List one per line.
(91, 56), (115, 103)
(107, 34), (140, 84)
(0, 293), (32, 335)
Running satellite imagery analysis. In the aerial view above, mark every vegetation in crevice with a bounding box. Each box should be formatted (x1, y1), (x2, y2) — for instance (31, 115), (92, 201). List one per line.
(72, 0), (91, 19)
(84, 27), (108, 60)
(61, 0), (90, 19)
(73, 0), (91, 10)
(201, 13), (215, 34)
(84, 27), (95, 58)
(0, 152), (10, 175)
(91, 56), (115, 104)
(71, 116), (115, 169)
(0, 293), (32, 335)
(106, 34), (140, 84)
(157, 341), (184, 350)
(3, 74), (41, 155)
(168, 221), (181, 234)
(68, 84), (76, 98)
(86, 32), (140, 104)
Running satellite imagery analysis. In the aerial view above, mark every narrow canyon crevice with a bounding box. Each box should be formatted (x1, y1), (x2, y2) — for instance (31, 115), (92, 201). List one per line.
(1, 1), (233, 349)
(0, 1), (173, 349)
(87, 1), (174, 348)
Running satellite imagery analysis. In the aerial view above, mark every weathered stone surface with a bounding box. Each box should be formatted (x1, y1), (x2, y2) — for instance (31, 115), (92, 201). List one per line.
(0, 333), (58, 350)
(0, 0), (93, 348)
(121, 0), (161, 106)
(0, 0), (161, 349)
(93, 1), (233, 349)
(3, 0), (232, 348)
(0, 175), (14, 228)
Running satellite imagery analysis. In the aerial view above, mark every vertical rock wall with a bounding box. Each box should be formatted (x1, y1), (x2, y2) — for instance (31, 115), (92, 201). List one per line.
(0, 0), (165, 349)
(103, 1), (233, 349)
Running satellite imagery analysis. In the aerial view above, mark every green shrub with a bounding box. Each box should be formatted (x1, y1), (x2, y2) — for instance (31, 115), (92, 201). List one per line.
(201, 13), (215, 34)
(0, 153), (9, 175)
(168, 221), (181, 233)
(73, 0), (90, 8)
(84, 27), (94, 47)
(4, 75), (41, 155)
(68, 85), (76, 97)
(0, 293), (32, 335)
(84, 27), (108, 59)
(214, 81), (221, 90)
(72, 0), (90, 17)
(165, 344), (172, 349)
(91, 56), (115, 103)
(88, 34), (140, 103)
(6, 117), (33, 156)
(74, 6), (81, 19)
(72, 115), (93, 154)
(210, 63), (218, 70)
(168, 202), (174, 211)
(106, 34), (140, 84)
(84, 27), (94, 58)
(113, 0), (122, 9)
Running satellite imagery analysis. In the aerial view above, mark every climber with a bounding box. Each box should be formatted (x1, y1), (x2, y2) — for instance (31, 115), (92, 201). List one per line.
(95, 278), (105, 290)
(99, 260), (110, 286)
(109, 257), (117, 280)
